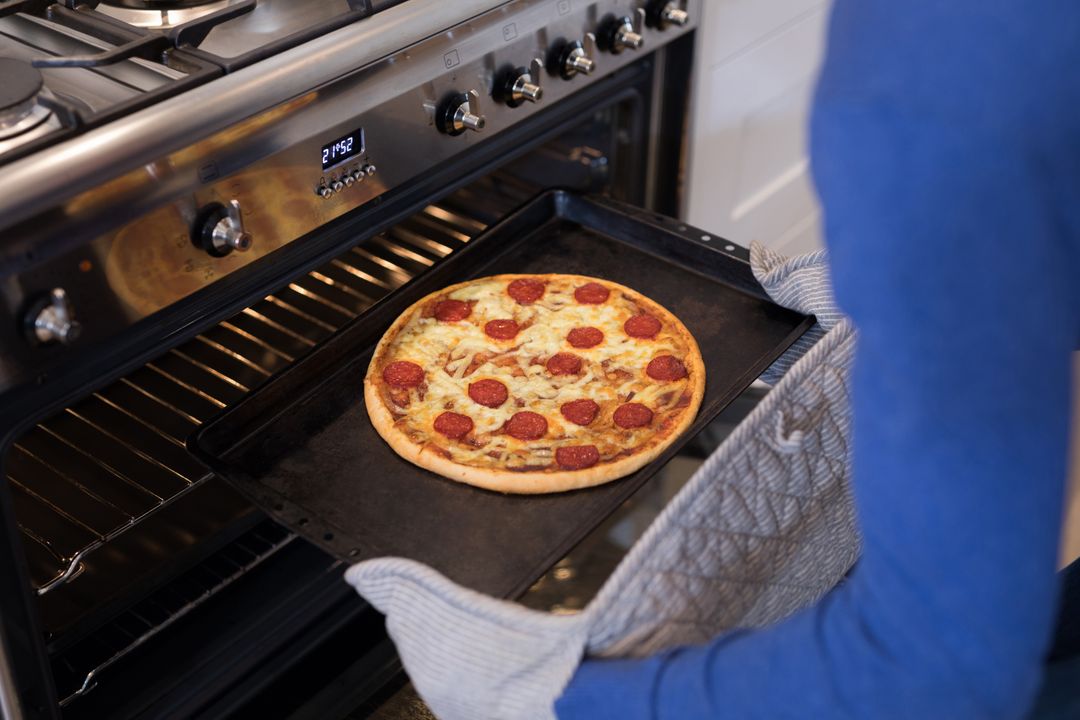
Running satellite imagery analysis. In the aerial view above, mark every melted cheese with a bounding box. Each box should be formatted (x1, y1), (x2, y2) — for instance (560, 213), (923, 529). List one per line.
(378, 276), (695, 470)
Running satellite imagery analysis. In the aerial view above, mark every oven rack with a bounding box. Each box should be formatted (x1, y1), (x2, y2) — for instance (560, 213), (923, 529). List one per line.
(7, 199), (492, 597)
(54, 519), (296, 707)
(35, 191), (526, 710)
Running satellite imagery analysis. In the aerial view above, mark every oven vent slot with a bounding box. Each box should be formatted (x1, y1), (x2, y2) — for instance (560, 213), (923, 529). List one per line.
(6, 202), (485, 595)
(51, 520), (295, 707)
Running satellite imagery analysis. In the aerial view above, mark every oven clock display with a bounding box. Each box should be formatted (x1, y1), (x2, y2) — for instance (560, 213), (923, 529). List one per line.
(321, 127), (365, 171)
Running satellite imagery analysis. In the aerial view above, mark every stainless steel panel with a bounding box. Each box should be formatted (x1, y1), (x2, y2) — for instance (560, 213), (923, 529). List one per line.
(0, 0), (514, 227)
(0, 0), (697, 399)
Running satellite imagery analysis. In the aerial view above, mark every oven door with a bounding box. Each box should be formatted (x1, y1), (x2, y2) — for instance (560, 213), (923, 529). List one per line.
(189, 188), (810, 600)
(0, 31), (796, 720)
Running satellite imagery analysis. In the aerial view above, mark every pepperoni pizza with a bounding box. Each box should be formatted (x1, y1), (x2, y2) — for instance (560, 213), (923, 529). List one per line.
(363, 274), (705, 494)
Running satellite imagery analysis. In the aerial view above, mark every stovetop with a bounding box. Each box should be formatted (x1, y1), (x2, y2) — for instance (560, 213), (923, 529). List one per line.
(106, 0), (363, 59)
(0, 0), (404, 164)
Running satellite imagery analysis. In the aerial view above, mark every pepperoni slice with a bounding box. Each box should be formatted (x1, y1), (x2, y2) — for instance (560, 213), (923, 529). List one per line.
(434, 299), (472, 322)
(624, 314), (662, 339)
(556, 445), (600, 470)
(381, 361), (424, 388)
(567, 326), (604, 349)
(506, 411), (548, 440)
(507, 278), (546, 304)
(613, 402), (654, 429)
(468, 379), (509, 408)
(434, 412), (473, 439)
(646, 355), (688, 381)
(560, 399), (600, 426)
(484, 319), (521, 340)
(574, 282), (610, 304)
(546, 352), (583, 376)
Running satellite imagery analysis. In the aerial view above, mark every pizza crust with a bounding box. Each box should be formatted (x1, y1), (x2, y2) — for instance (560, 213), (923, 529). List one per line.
(364, 274), (706, 494)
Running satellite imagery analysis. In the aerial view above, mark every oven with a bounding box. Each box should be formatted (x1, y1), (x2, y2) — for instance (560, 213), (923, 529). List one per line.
(0, 2), (708, 717)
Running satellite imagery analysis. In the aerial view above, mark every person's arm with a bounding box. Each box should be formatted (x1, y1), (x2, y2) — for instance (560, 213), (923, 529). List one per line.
(556, 2), (1080, 718)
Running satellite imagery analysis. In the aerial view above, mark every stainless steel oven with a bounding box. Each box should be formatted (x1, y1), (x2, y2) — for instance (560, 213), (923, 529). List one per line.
(0, 2), (703, 717)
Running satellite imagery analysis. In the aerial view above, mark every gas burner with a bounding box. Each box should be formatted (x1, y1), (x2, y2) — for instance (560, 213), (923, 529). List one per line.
(0, 58), (55, 147)
(97, 0), (248, 28)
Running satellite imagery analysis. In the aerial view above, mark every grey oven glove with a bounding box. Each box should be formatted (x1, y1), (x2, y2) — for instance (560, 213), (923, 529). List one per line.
(750, 242), (842, 385)
(346, 244), (859, 720)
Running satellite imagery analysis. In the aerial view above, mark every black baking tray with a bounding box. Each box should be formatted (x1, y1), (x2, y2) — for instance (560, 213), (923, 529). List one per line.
(190, 190), (813, 599)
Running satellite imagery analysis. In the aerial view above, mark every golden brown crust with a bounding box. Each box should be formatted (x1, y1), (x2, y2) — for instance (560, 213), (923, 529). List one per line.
(364, 273), (705, 494)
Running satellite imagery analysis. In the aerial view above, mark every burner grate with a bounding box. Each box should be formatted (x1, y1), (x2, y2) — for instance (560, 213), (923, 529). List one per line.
(0, 0), (224, 162)
(29, 1), (255, 68)
(96, 0), (247, 30)
(0, 0), (378, 164)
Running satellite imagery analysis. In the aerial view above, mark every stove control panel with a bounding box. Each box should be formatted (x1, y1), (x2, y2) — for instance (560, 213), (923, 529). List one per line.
(0, 0), (698, 390)
(302, 0), (695, 205)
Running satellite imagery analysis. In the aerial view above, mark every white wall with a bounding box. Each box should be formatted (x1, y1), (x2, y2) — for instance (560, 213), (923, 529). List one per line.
(1064, 356), (1080, 567)
(685, 0), (832, 255)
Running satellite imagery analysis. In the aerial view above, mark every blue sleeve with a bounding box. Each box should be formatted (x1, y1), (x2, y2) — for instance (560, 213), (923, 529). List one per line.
(556, 2), (1080, 719)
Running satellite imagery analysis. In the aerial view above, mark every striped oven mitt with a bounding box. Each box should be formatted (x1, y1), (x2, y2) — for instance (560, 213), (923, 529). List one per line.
(346, 244), (859, 720)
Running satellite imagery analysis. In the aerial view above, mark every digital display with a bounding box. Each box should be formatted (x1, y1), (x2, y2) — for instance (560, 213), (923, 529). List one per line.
(321, 127), (364, 171)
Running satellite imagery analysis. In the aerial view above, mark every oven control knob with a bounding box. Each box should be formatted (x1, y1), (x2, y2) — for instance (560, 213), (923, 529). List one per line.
(436, 90), (486, 136)
(645, 0), (689, 30)
(318, 184), (334, 198)
(26, 288), (81, 346)
(363, 163), (376, 176)
(343, 174), (355, 188)
(499, 58), (544, 107)
(193, 199), (252, 256)
(551, 34), (596, 80)
(598, 10), (645, 53)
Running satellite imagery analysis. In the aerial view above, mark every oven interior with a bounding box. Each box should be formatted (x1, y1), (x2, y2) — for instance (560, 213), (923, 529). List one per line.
(2, 71), (714, 715)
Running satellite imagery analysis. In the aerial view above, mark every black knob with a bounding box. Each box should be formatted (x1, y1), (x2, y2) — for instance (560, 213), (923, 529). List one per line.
(496, 62), (544, 107)
(192, 200), (252, 257)
(597, 14), (644, 54)
(645, 0), (689, 30)
(548, 37), (596, 80)
(436, 91), (486, 135)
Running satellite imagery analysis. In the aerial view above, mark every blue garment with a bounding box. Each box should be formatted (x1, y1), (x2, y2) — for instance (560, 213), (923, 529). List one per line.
(556, 2), (1080, 718)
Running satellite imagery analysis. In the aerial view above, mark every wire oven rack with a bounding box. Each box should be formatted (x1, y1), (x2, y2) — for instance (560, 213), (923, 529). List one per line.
(7, 174), (530, 707)
(53, 518), (296, 706)
(7, 200), (492, 597)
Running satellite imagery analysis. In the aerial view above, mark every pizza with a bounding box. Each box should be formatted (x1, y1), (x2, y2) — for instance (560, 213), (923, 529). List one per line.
(363, 274), (705, 494)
